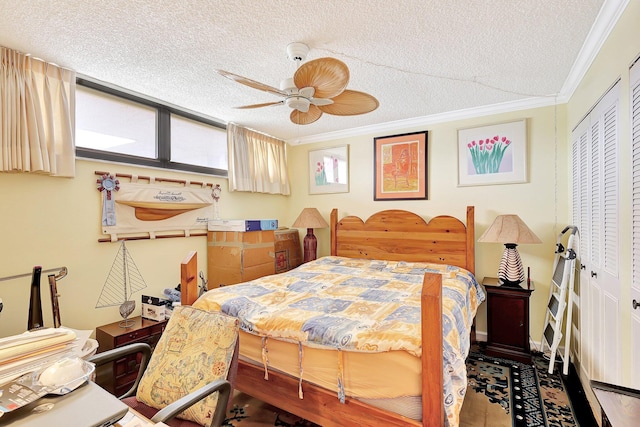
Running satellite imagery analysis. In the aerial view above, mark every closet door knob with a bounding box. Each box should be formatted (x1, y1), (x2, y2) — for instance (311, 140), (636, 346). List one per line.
(591, 271), (597, 278)
(633, 299), (640, 310)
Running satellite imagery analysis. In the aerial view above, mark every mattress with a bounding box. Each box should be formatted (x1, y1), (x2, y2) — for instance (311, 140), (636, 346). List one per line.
(193, 256), (484, 426)
(238, 330), (422, 397)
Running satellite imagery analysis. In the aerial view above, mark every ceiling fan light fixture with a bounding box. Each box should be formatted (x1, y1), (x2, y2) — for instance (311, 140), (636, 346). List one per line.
(299, 87), (315, 98)
(310, 97), (333, 106)
(280, 77), (297, 94)
(286, 96), (310, 112)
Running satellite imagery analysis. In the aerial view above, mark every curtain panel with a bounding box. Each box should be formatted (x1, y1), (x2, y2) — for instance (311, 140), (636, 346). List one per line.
(227, 123), (290, 195)
(1, 46), (76, 177)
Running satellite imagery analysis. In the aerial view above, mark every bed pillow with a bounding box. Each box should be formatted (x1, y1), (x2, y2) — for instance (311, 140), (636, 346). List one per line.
(135, 305), (238, 426)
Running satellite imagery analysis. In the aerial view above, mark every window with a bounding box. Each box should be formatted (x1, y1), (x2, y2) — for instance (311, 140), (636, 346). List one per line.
(75, 79), (228, 176)
(170, 114), (227, 169)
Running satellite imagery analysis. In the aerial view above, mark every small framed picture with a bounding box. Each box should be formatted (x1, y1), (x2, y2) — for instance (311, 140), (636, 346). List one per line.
(457, 119), (527, 186)
(373, 131), (428, 200)
(308, 145), (349, 194)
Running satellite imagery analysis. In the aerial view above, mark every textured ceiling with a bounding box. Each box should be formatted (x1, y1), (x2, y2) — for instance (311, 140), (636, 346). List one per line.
(0, 1), (620, 143)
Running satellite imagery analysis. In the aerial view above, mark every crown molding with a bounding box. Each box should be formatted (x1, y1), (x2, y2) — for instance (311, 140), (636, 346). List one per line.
(559, 0), (629, 99)
(287, 96), (556, 145)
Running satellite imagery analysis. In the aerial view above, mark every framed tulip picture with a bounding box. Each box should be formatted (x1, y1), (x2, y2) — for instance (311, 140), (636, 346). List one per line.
(457, 119), (527, 186)
(308, 145), (349, 194)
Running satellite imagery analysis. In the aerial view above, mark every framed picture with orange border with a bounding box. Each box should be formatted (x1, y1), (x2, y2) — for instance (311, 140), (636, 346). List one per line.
(373, 131), (428, 200)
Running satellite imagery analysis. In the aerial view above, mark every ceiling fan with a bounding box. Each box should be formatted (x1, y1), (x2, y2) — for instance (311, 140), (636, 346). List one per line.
(214, 42), (379, 125)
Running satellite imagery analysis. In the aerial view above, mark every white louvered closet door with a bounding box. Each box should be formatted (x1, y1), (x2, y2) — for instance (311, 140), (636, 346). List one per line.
(630, 57), (640, 388)
(572, 80), (621, 384)
(572, 117), (590, 374)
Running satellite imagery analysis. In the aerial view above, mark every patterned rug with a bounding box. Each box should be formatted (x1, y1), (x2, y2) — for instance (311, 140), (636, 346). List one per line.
(463, 350), (580, 426)
(223, 350), (584, 426)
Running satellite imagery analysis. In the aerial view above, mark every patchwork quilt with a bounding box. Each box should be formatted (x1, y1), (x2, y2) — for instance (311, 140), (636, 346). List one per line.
(194, 256), (485, 426)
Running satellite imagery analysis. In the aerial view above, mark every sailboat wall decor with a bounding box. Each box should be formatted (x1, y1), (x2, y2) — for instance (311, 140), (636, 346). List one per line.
(96, 241), (147, 327)
(99, 177), (213, 241)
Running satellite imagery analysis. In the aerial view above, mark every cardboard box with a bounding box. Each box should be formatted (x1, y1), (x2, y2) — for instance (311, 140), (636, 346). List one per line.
(141, 295), (169, 321)
(275, 228), (302, 273)
(207, 230), (275, 287)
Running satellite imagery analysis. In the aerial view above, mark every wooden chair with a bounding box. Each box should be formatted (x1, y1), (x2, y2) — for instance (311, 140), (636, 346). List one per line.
(89, 321), (239, 427)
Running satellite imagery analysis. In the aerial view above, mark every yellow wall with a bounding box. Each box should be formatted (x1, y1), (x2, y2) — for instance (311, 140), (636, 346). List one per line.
(0, 108), (565, 343)
(287, 105), (567, 341)
(0, 160), (288, 337)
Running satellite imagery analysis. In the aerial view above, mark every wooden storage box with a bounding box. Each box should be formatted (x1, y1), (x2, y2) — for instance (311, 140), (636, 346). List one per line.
(274, 228), (302, 273)
(207, 230), (275, 288)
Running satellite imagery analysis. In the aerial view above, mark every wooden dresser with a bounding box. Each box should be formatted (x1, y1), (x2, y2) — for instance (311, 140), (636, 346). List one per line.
(95, 316), (167, 396)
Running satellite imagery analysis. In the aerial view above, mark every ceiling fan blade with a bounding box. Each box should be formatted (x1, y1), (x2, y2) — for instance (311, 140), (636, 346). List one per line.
(215, 69), (287, 97)
(318, 90), (379, 116)
(294, 58), (349, 99)
(290, 105), (322, 125)
(235, 101), (284, 109)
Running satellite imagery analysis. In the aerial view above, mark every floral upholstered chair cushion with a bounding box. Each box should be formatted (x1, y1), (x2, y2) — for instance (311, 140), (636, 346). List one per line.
(135, 305), (239, 426)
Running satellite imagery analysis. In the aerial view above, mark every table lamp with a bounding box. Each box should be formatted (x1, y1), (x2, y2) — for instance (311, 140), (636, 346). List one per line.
(478, 214), (542, 287)
(292, 208), (329, 263)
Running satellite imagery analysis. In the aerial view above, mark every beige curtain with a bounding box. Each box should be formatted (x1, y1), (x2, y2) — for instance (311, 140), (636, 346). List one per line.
(1, 46), (76, 177)
(227, 123), (290, 195)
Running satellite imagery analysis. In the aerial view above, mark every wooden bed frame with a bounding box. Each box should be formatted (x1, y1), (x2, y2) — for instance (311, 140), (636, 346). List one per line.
(182, 206), (475, 427)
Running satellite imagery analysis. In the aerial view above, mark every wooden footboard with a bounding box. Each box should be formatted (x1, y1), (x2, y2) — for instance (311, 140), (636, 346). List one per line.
(421, 272), (444, 426)
(233, 271), (443, 427)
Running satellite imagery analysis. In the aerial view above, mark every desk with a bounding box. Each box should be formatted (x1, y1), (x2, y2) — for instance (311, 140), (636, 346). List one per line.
(116, 409), (168, 427)
(0, 382), (128, 426)
(591, 380), (640, 427)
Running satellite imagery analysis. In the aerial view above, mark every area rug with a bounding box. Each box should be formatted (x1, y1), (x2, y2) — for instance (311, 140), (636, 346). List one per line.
(223, 351), (583, 426)
(462, 350), (580, 427)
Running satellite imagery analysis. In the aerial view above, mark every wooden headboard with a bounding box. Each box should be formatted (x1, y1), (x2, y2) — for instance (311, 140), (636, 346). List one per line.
(330, 206), (475, 274)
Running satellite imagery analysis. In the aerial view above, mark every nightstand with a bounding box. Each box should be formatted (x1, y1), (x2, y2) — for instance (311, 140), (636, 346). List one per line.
(95, 316), (167, 396)
(483, 277), (534, 364)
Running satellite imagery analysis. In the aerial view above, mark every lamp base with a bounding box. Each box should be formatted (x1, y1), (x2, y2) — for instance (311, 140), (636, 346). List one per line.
(302, 228), (317, 263)
(498, 278), (524, 288)
(497, 243), (525, 287)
